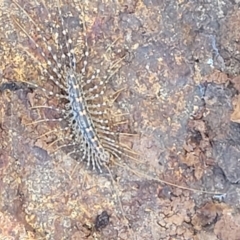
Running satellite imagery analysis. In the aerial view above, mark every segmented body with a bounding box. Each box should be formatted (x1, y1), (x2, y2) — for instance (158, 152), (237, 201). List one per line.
(66, 70), (110, 170)
(8, 0), (127, 172)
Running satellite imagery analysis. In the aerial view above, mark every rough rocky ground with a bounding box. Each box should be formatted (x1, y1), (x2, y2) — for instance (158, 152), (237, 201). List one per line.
(1, 0), (240, 239)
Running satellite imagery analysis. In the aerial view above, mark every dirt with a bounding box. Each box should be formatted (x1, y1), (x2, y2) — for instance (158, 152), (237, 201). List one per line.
(1, 0), (240, 240)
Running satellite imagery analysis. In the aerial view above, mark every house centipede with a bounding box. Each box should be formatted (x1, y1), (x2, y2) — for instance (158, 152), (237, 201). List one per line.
(7, 0), (134, 173)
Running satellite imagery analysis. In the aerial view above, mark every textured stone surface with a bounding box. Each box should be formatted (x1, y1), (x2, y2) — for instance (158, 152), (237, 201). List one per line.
(1, 0), (240, 239)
